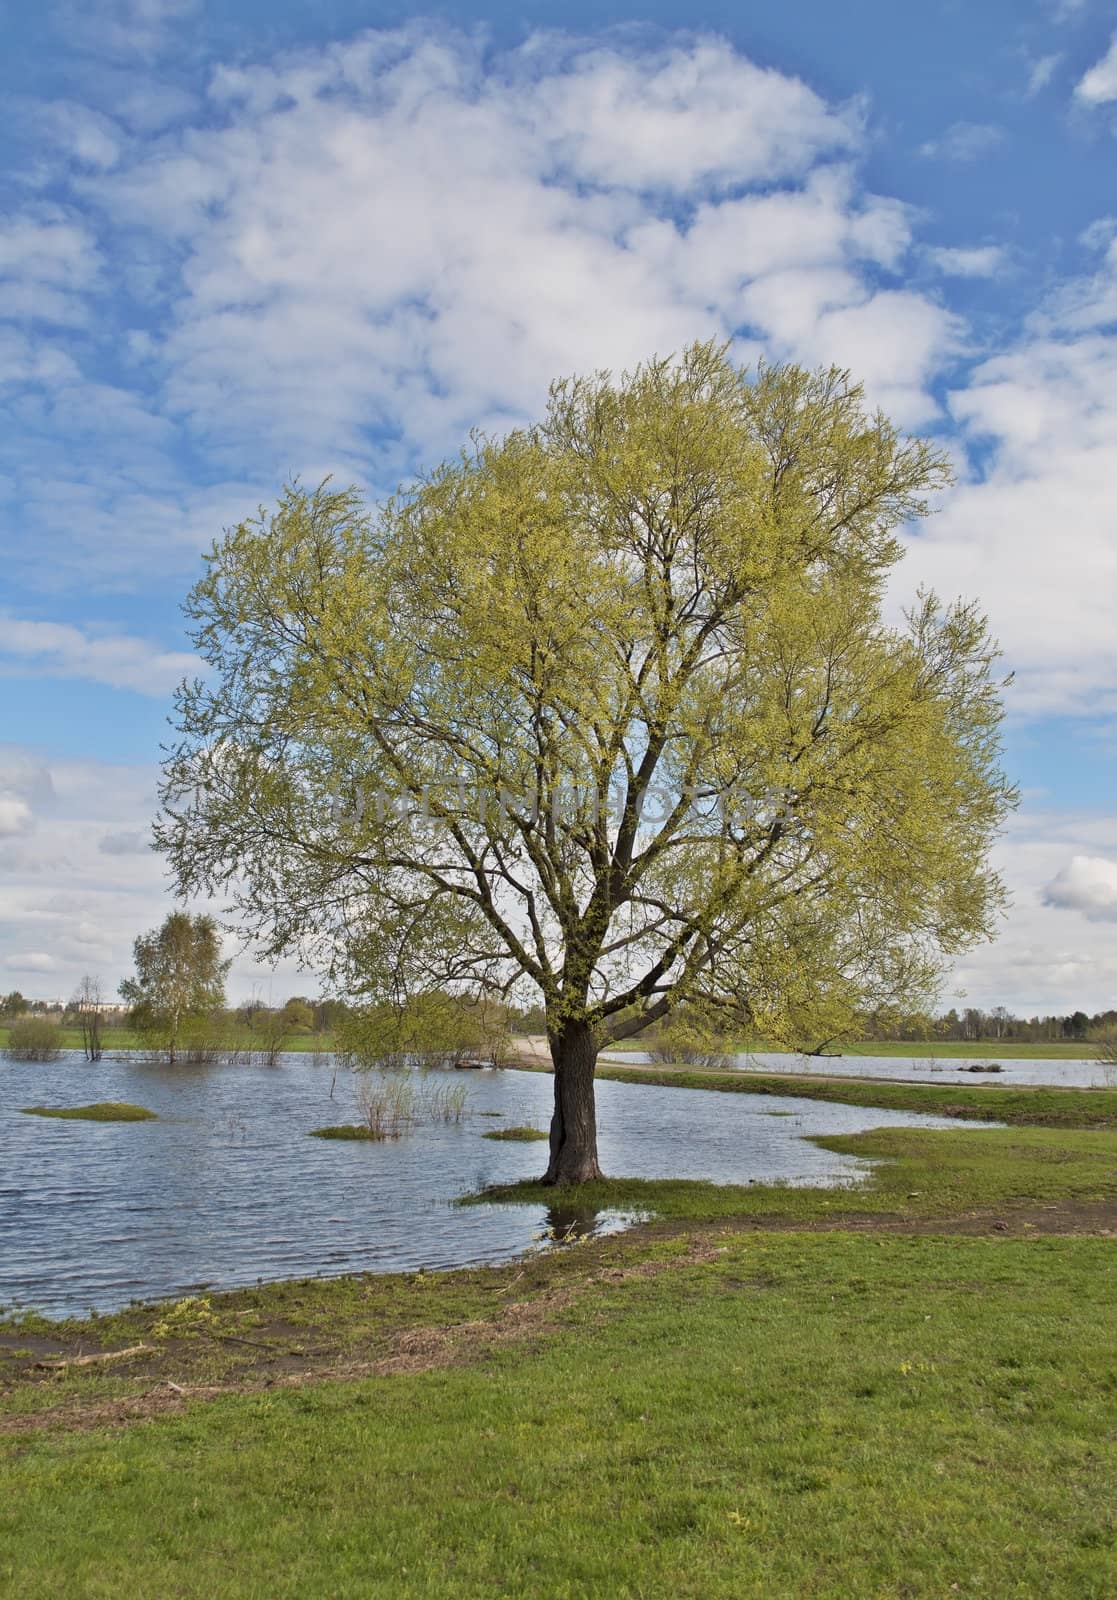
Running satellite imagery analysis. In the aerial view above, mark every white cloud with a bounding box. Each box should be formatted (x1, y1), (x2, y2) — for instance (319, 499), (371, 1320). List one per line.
(1, 22), (1110, 731)
(1026, 54), (1062, 96)
(54, 0), (201, 60)
(899, 221), (1117, 718)
(100, 829), (150, 855)
(941, 813), (1117, 1013)
(72, 31), (950, 481)
(36, 102), (124, 170)
(0, 748), (55, 836)
(0, 210), (101, 326)
(0, 618), (198, 694)
(919, 122), (1005, 162)
(1075, 33), (1117, 104)
(523, 36), (861, 191)
(0, 748), (309, 1004)
(1043, 854), (1117, 920)
(5, 952), (59, 974)
(926, 245), (1006, 277)
(0, 29), (967, 589)
(0, 795), (34, 838)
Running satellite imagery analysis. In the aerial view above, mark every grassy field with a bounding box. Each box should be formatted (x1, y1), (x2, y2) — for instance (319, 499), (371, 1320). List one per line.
(2, 1229), (1116, 1598)
(841, 1038), (1100, 1059)
(3, 1112), (1117, 1597)
(470, 1123), (1117, 1220)
(0, 1025), (331, 1054)
(604, 1037), (1100, 1060)
(2, 1025), (1102, 1061)
(593, 1063), (1117, 1128)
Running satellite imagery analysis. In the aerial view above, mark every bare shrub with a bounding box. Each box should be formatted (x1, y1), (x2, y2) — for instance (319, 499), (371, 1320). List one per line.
(355, 1076), (416, 1139)
(248, 1009), (289, 1067)
(647, 1042), (731, 1069)
(353, 1072), (470, 1137)
(1091, 1028), (1117, 1087)
(71, 975), (106, 1061)
(645, 1006), (734, 1070)
(177, 1015), (242, 1065)
(421, 1080), (469, 1123)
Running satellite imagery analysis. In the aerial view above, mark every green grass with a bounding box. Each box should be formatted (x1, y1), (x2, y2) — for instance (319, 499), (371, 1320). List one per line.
(2, 1231), (1116, 1597)
(481, 1125), (549, 1141)
(593, 1063), (1117, 1128)
(468, 1123), (1117, 1222)
(606, 1037), (1099, 1060)
(0, 1026), (334, 1054)
(17, 1102), (156, 1122)
(842, 1038), (1097, 1059)
(308, 1123), (380, 1140)
(5, 1111), (1117, 1597)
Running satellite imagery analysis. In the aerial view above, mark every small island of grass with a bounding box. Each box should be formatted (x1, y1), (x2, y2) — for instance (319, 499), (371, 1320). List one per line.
(308, 1124), (381, 1141)
(19, 1102), (157, 1122)
(482, 1125), (549, 1141)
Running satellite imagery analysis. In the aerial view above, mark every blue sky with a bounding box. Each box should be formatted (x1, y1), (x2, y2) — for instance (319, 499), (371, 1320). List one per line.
(1, 0), (1116, 1011)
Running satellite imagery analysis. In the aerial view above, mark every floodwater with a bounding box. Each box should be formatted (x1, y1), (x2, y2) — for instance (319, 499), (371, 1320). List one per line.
(601, 1049), (1115, 1089)
(2, 1054), (997, 1318)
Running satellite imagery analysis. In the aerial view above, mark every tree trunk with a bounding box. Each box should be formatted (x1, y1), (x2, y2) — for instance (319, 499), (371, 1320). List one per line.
(543, 1017), (603, 1185)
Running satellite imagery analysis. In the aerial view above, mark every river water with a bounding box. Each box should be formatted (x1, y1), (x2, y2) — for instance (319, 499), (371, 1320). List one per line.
(601, 1049), (1114, 1088)
(1, 1054), (998, 1318)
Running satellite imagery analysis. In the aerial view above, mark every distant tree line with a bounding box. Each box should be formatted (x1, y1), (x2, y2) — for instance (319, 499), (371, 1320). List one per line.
(4, 962), (1113, 1057)
(857, 1005), (1116, 1044)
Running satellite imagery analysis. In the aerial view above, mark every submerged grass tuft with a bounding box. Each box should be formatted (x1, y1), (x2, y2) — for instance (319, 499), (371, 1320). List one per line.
(482, 1125), (549, 1141)
(308, 1124), (383, 1141)
(19, 1102), (156, 1122)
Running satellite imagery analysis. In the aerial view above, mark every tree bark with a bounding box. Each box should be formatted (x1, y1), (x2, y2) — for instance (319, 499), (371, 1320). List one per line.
(543, 1017), (603, 1185)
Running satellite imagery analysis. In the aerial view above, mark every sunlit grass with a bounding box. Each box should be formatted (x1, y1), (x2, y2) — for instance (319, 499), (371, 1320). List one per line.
(2, 1230), (1115, 1597)
(18, 1102), (156, 1122)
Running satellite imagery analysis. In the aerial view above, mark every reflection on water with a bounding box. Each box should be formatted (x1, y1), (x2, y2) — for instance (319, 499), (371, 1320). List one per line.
(543, 1204), (607, 1243)
(1, 1054), (997, 1318)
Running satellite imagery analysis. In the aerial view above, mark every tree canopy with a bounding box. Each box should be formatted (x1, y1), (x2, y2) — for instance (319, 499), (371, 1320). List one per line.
(157, 343), (1016, 1180)
(119, 911), (231, 1065)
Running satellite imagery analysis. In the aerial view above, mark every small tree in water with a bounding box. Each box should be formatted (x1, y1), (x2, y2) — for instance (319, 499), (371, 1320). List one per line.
(157, 344), (1016, 1182)
(71, 974), (107, 1062)
(120, 911), (231, 1065)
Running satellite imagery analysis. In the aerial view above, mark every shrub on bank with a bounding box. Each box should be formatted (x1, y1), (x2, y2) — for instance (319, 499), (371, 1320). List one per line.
(5, 1016), (64, 1062)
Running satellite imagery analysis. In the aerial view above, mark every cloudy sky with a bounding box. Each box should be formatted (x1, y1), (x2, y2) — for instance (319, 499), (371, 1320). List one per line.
(1, 0), (1115, 1013)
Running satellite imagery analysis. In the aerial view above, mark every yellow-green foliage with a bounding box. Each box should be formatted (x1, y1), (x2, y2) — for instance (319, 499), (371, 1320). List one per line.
(157, 344), (1015, 1088)
(151, 1296), (218, 1340)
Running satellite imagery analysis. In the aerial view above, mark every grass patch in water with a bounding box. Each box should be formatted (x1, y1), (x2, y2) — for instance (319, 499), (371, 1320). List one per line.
(308, 1124), (382, 1141)
(19, 1103), (156, 1122)
(482, 1125), (549, 1141)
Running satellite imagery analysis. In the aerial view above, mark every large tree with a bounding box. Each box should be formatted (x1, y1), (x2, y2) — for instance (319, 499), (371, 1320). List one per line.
(119, 911), (231, 1065)
(157, 344), (1016, 1180)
